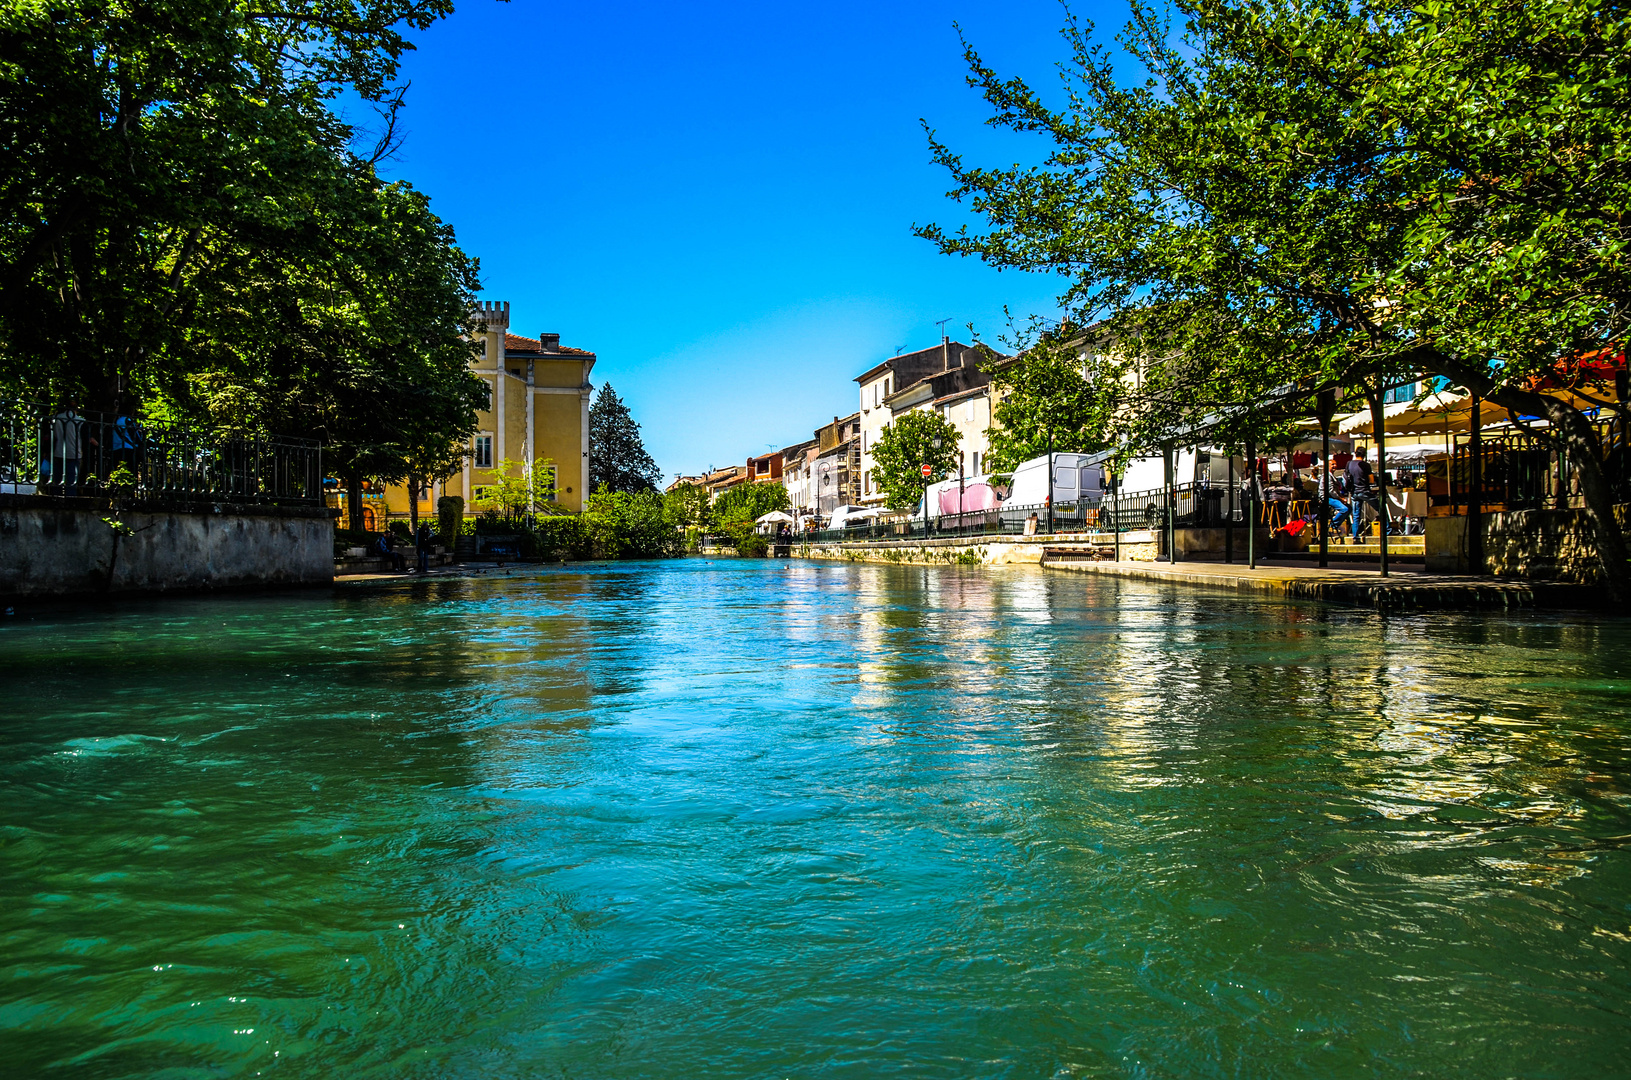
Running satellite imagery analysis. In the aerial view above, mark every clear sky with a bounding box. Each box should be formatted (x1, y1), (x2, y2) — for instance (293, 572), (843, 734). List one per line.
(373, 0), (1127, 478)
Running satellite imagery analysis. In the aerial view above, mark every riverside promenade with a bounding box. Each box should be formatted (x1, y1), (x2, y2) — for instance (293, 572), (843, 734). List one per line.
(1039, 551), (1585, 611)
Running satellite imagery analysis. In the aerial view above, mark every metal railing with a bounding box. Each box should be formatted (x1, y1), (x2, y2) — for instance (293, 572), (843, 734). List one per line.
(1, 402), (322, 504)
(797, 483), (1238, 544)
(1437, 419), (1627, 512)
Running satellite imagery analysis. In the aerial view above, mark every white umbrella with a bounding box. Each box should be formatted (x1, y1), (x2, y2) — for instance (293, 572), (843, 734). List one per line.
(755, 510), (795, 524)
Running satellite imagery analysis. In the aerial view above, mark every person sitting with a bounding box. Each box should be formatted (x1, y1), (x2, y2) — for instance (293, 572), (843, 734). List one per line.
(373, 532), (406, 571)
(1317, 460), (1352, 536)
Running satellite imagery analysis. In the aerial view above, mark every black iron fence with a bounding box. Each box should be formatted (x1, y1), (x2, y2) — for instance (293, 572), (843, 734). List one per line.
(1435, 419), (1628, 512)
(798, 483), (1241, 544)
(1, 402), (322, 505)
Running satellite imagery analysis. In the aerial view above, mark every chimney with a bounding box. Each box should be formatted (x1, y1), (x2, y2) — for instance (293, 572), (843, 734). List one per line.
(540, 333), (561, 351)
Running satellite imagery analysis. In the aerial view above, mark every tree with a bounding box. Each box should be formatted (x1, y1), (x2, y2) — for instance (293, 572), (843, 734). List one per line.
(871, 410), (963, 513)
(583, 487), (681, 559)
(711, 481), (788, 527)
(917, 0), (1631, 597)
(663, 482), (711, 530)
(589, 383), (661, 493)
(983, 329), (1113, 472)
(473, 457), (558, 519)
(0, 0), (459, 404)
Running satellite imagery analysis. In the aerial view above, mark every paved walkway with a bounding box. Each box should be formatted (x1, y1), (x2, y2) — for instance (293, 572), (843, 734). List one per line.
(1041, 555), (1545, 610)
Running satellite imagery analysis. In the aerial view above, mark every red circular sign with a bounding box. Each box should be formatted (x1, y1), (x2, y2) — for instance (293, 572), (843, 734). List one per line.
(921, 464), (933, 478)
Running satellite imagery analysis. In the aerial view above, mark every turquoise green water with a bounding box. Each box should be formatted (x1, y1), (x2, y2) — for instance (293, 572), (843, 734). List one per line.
(3, 561), (1630, 1078)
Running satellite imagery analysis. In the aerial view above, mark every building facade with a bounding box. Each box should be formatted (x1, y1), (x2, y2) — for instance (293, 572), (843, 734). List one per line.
(382, 299), (596, 521)
(856, 341), (985, 503)
(811, 413), (861, 514)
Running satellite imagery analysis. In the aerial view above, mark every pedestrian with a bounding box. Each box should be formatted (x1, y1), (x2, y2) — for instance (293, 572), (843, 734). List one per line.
(111, 406), (144, 480)
(1345, 451), (1377, 539)
(416, 523), (432, 574)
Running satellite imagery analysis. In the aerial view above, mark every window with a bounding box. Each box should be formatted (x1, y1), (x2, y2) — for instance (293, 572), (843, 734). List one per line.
(534, 464), (558, 502)
(472, 435), (493, 469)
(1383, 381), (1418, 404)
(864, 470), (871, 495)
(971, 451), (980, 475)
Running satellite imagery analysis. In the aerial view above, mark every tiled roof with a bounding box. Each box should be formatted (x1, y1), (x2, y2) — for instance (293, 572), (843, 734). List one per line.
(934, 385), (989, 407)
(504, 334), (595, 357)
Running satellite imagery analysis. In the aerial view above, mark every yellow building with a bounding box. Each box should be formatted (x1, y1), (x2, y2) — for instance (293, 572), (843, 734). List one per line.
(383, 299), (596, 522)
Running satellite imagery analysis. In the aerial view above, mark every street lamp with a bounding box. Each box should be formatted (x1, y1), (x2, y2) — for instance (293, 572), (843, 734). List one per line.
(928, 435), (943, 538)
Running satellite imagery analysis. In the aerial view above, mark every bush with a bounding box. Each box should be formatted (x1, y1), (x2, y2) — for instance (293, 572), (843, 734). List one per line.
(437, 495), (463, 546)
(737, 533), (769, 557)
(388, 520), (413, 541)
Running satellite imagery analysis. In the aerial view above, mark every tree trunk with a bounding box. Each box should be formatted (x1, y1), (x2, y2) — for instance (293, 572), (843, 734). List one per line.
(346, 468), (364, 534)
(1368, 387), (1389, 577)
(1424, 349), (1629, 603)
(408, 473), (421, 536)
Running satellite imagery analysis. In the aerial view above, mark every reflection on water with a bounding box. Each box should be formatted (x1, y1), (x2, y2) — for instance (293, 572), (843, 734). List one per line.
(2, 561), (1629, 1078)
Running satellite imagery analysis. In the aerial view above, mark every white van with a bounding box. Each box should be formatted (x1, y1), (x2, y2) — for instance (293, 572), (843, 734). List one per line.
(1005, 452), (1107, 507)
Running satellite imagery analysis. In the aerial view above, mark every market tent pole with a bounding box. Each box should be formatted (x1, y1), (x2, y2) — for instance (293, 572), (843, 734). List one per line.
(1318, 389), (1333, 568)
(1370, 385), (1390, 577)
(1245, 435), (1257, 570)
(1469, 396), (1483, 574)
(1225, 450), (1235, 564)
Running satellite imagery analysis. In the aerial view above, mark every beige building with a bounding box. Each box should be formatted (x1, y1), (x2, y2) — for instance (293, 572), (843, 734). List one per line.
(856, 340), (990, 503)
(383, 299), (596, 521)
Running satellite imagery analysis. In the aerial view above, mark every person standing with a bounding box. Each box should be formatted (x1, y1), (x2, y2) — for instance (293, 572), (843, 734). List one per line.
(1345, 451), (1377, 539)
(415, 522), (432, 574)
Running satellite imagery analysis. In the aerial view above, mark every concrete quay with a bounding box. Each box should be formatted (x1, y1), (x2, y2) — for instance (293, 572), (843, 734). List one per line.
(1039, 553), (1595, 611)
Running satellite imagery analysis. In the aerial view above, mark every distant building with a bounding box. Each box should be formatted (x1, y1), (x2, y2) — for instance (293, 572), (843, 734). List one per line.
(746, 450), (785, 484)
(777, 438), (819, 518)
(810, 412), (861, 515)
(702, 465), (748, 502)
(856, 340), (987, 503)
(883, 361), (995, 480)
(666, 474), (707, 493)
(379, 300), (596, 523)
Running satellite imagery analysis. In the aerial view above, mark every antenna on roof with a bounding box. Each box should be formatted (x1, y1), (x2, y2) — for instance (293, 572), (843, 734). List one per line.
(894, 345), (905, 356)
(935, 317), (953, 370)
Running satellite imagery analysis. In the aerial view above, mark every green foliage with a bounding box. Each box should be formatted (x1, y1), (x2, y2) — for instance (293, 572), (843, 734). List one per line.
(583, 486), (682, 559)
(983, 331), (1112, 471)
(588, 384), (661, 493)
(870, 410), (962, 513)
(663, 482), (711, 530)
(918, 0), (1631, 593)
(473, 457), (559, 518)
(735, 533), (769, 558)
(711, 482), (789, 527)
(0, 0), (482, 514)
(436, 496), (463, 546)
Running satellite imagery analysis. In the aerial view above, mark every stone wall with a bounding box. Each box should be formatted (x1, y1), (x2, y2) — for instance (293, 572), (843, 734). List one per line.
(1425, 504), (1630, 584)
(0, 496), (334, 599)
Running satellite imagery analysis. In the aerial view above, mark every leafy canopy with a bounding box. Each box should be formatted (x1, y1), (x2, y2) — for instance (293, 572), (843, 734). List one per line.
(712, 481), (789, 526)
(917, 0), (1631, 591)
(870, 409), (963, 513)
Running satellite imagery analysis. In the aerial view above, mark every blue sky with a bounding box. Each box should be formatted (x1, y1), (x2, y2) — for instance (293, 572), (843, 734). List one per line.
(374, 0), (1127, 477)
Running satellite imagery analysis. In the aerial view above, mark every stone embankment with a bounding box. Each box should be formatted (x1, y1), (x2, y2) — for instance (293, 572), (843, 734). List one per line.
(1040, 555), (1547, 611)
(794, 530), (1159, 566)
(1, 495), (333, 599)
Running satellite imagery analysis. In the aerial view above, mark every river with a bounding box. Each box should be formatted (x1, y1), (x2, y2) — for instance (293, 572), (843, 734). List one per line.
(3, 560), (1629, 1077)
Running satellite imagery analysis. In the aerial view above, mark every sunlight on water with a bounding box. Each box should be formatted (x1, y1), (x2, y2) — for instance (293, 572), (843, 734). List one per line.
(2, 560), (1629, 1078)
